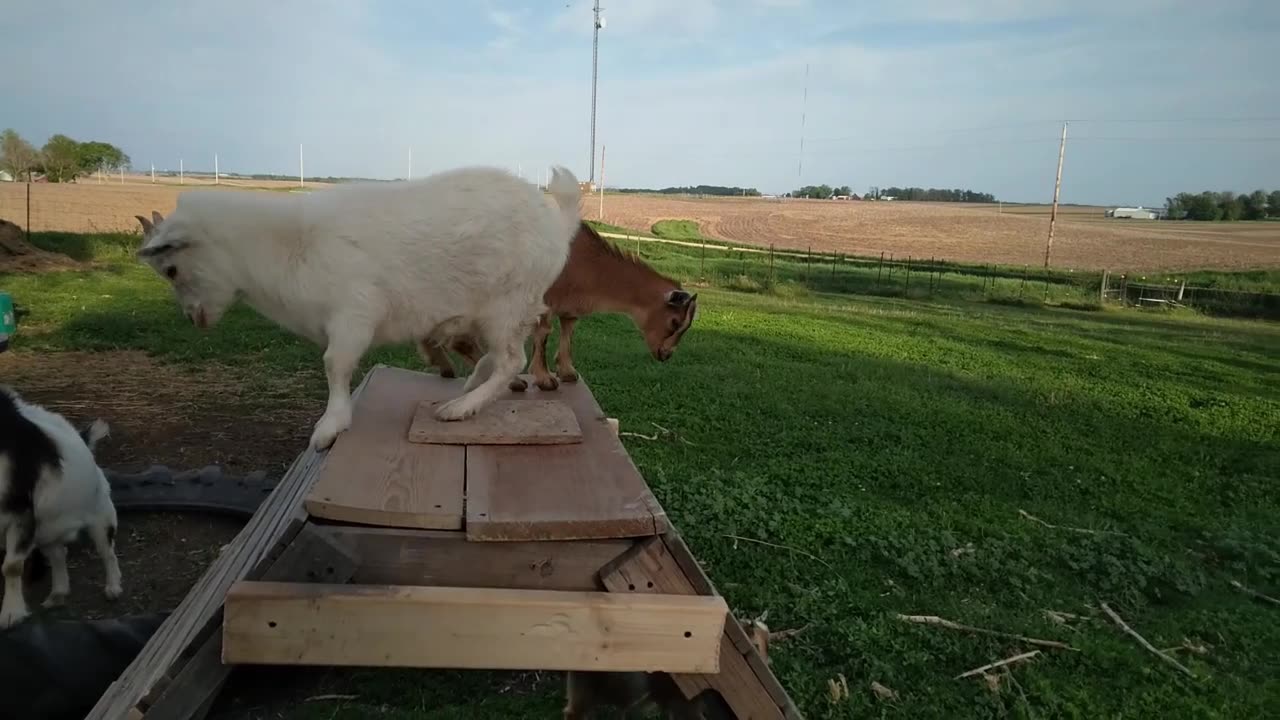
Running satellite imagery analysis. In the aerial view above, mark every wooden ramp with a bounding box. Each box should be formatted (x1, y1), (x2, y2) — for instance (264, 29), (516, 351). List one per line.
(86, 365), (803, 720)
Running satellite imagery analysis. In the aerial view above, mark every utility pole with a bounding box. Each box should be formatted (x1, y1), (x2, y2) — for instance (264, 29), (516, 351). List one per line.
(798, 62), (809, 180)
(150, 164), (155, 183)
(180, 158), (184, 185)
(214, 153), (219, 184)
(300, 143), (305, 188)
(588, 0), (604, 184)
(598, 144), (606, 220)
(1043, 121), (1068, 269)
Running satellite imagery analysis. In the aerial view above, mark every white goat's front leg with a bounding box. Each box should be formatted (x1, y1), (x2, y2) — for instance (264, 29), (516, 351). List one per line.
(1, 518), (34, 629)
(41, 544), (70, 607)
(311, 322), (374, 450)
(436, 315), (531, 422)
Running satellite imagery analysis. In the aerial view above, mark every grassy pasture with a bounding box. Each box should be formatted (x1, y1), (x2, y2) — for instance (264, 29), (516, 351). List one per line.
(1, 232), (1278, 718)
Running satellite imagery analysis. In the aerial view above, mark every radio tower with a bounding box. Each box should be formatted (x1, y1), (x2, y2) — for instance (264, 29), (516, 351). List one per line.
(589, 0), (604, 184)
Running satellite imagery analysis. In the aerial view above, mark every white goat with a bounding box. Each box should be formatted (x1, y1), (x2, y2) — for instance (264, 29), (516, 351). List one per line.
(136, 166), (582, 451)
(0, 386), (122, 629)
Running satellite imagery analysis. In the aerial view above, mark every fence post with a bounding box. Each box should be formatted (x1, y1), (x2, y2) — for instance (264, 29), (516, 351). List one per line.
(830, 252), (837, 281)
(26, 182), (31, 242)
(876, 251), (885, 286)
(887, 253), (894, 282)
(905, 256), (912, 293)
(1177, 278), (1186, 302)
(740, 249), (746, 277)
(769, 245), (775, 284)
(928, 257), (936, 296)
(1099, 269), (1109, 304)
(1019, 265), (1029, 299)
(806, 245), (811, 283)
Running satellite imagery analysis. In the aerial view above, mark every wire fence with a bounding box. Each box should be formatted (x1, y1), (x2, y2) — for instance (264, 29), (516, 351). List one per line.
(3, 179), (1277, 320)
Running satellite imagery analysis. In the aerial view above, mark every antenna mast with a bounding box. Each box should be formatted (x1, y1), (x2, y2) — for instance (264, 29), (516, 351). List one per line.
(589, 0), (603, 184)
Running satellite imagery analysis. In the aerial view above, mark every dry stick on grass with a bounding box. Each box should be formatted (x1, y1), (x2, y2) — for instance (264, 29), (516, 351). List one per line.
(895, 614), (1078, 651)
(1230, 580), (1280, 607)
(1018, 509), (1127, 536)
(1099, 602), (1197, 679)
(724, 534), (834, 569)
(955, 650), (1041, 679)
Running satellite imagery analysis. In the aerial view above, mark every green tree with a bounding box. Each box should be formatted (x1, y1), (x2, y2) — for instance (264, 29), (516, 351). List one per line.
(41, 134), (82, 182)
(76, 140), (130, 176)
(1, 128), (40, 180)
(1269, 190), (1280, 218)
(835, 185), (852, 196)
(1218, 191), (1244, 221)
(1241, 189), (1269, 220)
(1184, 192), (1222, 221)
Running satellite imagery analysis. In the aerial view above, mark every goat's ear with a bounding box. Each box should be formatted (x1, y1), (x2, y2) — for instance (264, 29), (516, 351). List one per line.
(135, 214), (154, 236)
(666, 290), (692, 307)
(151, 210), (165, 225)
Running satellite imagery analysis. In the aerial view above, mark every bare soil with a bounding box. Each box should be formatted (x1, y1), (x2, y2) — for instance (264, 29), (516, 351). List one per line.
(586, 194), (1280, 271)
(0, 349), (316, 621)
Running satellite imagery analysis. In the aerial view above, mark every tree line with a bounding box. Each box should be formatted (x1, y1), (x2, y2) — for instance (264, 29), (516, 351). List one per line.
(791, 185), (854, 199)
(1164, 190), (1280, 221)
(1, 128), (130, 183)
(614, 185), (762, 197)
(868, 186), (997, 202)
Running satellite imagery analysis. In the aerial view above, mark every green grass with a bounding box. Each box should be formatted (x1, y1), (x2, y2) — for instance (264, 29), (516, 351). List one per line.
(652, 219), (707, 242)
(4, 234), (1280, 718)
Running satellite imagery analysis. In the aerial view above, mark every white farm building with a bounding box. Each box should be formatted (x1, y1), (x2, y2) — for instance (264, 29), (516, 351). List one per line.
(1106, 206), (1159, 220)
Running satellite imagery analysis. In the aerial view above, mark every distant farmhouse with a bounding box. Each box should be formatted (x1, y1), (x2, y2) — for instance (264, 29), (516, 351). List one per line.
(1106, 206), (1160, 220)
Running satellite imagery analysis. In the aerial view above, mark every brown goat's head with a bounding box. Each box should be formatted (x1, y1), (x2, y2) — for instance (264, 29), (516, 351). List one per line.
(640, 289), (698, 362)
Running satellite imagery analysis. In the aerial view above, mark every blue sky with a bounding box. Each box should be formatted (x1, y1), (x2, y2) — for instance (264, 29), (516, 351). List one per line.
(3, 0), (1278, 204)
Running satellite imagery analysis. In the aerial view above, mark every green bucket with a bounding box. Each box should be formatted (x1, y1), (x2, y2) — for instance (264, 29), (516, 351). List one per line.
(0, 291), (14, 352)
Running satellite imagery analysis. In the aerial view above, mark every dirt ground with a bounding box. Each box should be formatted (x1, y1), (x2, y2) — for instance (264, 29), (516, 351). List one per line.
(0, 349), (317, 621)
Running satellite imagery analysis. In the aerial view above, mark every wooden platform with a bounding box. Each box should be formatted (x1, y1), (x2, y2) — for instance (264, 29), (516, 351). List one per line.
(86, 365), (803, 720)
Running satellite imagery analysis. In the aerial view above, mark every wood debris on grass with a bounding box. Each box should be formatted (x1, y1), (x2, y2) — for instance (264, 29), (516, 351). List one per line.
(827, 673), (850, 703)
(895, 614), (1078, 651)
(1018, 509), (1127, 536)
(1100, 602), (1197, 679)
(1230, 579), (1280, 607)
(304, 694), (359, 703)
(724, 534), (833, 568)
(618, 421), (695, 445)
(870, 681), (898, 702)
(955, 650), (1041, 680)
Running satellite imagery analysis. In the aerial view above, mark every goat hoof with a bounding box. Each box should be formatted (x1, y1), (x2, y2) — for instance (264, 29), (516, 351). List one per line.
(310, 412), (351, 451)
(104, 584), (123, 600)
(535, 376), (560, 392)
(434, 397), (478, 422)
(0, 608), (29, 630)
(43, 592), (68, 608)
(509, 377), (529, 392)
(557, 371), (580, 383)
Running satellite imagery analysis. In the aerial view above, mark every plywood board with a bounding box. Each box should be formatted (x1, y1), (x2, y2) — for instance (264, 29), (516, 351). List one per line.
(305, 367), (466, 529)
(222, 582), (726, 673)
(408, 398), (582, 445)
(319, 526), (630, 591)
(466, 377), (669, 541)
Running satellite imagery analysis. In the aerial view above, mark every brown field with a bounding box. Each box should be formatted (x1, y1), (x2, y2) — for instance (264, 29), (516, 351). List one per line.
(3, 179), (1278, 271)
(588, 194), (1280, 272)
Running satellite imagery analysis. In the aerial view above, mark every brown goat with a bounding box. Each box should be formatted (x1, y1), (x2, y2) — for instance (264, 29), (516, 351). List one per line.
(420, 222), (698, 390)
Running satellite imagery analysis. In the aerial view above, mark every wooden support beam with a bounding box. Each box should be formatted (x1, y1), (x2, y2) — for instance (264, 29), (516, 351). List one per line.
(223, 582), (727, 673)
(85, 367), (382, 720)
(317, 525), (631, 590)
(138, 524), (359, 720)
(600, 536), (804, 719)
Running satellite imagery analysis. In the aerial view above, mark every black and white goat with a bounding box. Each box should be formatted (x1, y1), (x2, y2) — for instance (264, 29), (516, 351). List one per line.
(0, 386), (122, 629)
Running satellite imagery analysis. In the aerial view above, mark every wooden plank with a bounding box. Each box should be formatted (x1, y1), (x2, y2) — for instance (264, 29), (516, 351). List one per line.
(305, 367), (466, 530)
(223, 582), (727, 673)
(139, 525), (360, 720)
(466, 378), (669, 541)
(409, 398), (582, 445)
(318, 525), (630, 590)
(600, 537), (800, 720)
(85, 366), (382, 720)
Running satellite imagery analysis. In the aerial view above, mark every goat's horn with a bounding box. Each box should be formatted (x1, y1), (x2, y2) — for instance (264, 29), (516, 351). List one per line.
(135, 215), (154, 234)
(151, 210), (165, 224)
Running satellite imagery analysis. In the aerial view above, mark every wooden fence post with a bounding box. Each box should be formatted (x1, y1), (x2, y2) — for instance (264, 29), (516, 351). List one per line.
(905, 256), (912, 293)
(876, 252), (885, 286)
(1099, 269), (1110, 304)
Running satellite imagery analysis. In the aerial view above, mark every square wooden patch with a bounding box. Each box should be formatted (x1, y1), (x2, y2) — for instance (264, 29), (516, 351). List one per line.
(408, 398), (583, 445)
